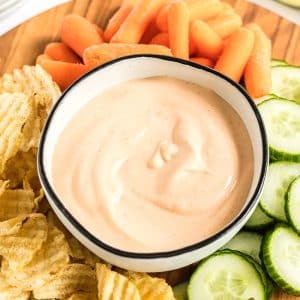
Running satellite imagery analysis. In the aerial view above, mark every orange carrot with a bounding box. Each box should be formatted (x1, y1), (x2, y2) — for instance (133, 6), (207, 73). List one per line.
(215, 27), (255, 82)
(168, 1), (189, 59)
(190, 57), (214, 68)
(104, 5), (133, 41)
(187, 0), (222, 21)
(190, 20), (223, 60)
(44, 42), (81, 64)
(61, 14), (103, 57)
(83, 43), (172, 69)
(38, 59), (89, 91)
(244, 23), (272, 98)
(156, 0), (221, 32)
(111, 0), (166, 44)
(94, 25), (104, 40)
(140, 21), (160, 43)
(150, 32), (169, 47)
(36, 54), (53, 65)
(156, 1), (173, 32)
(189, 38), (197, 56)
(207, 13), (242, 38)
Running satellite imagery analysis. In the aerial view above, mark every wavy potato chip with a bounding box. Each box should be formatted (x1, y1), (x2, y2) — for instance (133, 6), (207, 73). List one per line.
(33, 264), (97, 299)
(0, 189), (35, 221)
(68, 236), (103, 267)
(66, 292), (97, 300)
(0, 215), (28, 236)
(2, 225), (70, 291)
(0, 272), (30, 300)
(96, 264), (140, 300)
(1, 149), (37, 189)
(0, 180), (8, 196)
(0, 213), (47, 270)
(0, 93), (32, 174)
(0, 65), (61, 152)
(126, 272), (175, 300)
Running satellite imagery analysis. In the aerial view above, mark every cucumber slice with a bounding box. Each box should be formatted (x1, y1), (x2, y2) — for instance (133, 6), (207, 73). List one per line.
(277, 0), (300, 8)
(245, 205), (275, 231)
(222, 231), (263, 263)
(188, 250), (267, 300)
(173, 282), (188, 300)
(262, 224), (300, 295)
(258, 99), (300, 161)
(285, 176), (300, 234)
(271, 66), (300, 102)
(271, 59), (288, 67)
(259, 161), (300, 221)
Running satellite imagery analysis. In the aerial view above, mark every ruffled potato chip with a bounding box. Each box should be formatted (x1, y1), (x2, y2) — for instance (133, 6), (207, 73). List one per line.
(0, 180), (8, 196)
(66, 292), (97, 300)
(0, 213), (47, 270)
(0, 272), (30, 300)
(2, 225), (70, 291)
(0, 189), (35, 221)
(68, 236), (103, 267)
(126, 272), (175, 300)
(0, 65), (61, 152)
(0, 215), (28, 236)
(33, 264), (97, 299)
(0, 93), (32, 174)
(96, 264), (140, 300)
(1, 149), (37, 189)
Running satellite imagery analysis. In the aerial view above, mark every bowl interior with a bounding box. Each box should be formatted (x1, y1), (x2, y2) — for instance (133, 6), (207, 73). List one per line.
(40, 55), (267, 253)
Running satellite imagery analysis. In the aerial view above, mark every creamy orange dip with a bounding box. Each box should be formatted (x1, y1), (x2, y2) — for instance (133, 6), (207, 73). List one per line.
(52, 76), (253, 252)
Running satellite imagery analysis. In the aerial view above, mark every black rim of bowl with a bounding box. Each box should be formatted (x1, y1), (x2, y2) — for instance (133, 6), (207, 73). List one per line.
(38, 54), (269, 259)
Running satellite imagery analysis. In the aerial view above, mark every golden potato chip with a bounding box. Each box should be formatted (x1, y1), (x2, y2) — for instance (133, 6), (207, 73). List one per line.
(0, 189), (35, 221)
(1, 148), (37, 189)
(0, 180), (8, 195)
(0, 93), (32, 174)
(66, 292), (97, 300)
(126, 272), (175, 300)
(0, 215), (28, 236)
(96, 264), (140, 300)
(2, 225), (70, 290)
(33, 264), (97, 299)
(68, 236), (103, 267)
(0, 272), (30, 300)
(0, 65), (61, 152)
(46, 210), (69, 236)
(0, 213), (47, 270)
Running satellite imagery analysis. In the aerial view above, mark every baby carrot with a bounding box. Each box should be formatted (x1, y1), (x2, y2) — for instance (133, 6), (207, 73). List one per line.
(83, 43), (172, 69)
(207, 13), (242, 38)
(38, 60), (89, 91)
(94, 25), (104, 40)
(104, 5), (133, 41)
(187, 0), (222, 21)
(156, 0), (221, 32)
(168, 1), (189, 59)
(111, 0), (166, 44)
(61, 14), (103, 57)
(190, 20), (223, 60)
(215, 27), (255, 82)
(36, 54), (53, 65)
(140, 21), (160, 43)
(150, 32), (169, 47)
(156, 1), (173, 32)
(150, 32), (196, 55)
(190, 57), (214, 68)
(44, 42), (81, 64)
(244, 23), (272, 98)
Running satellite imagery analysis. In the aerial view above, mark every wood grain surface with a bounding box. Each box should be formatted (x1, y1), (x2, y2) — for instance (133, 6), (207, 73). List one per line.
(0, 0), (299, 299)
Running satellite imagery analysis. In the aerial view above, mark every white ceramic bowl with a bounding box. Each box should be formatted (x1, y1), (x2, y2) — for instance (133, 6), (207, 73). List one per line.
(38, 55), (268, 272)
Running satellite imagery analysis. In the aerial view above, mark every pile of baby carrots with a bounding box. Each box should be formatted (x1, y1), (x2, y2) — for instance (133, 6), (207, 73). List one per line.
(36, 0), (272, 98)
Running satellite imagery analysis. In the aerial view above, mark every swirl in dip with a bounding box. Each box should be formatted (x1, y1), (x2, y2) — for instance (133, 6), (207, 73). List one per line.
(52, 76), (254, 253)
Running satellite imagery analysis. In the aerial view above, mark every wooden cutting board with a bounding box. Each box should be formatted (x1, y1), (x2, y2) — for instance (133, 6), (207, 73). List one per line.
(0, 0), (299, 299)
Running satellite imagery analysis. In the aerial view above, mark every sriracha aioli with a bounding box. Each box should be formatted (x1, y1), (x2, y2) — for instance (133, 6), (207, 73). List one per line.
(52, 77), (253, 252)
